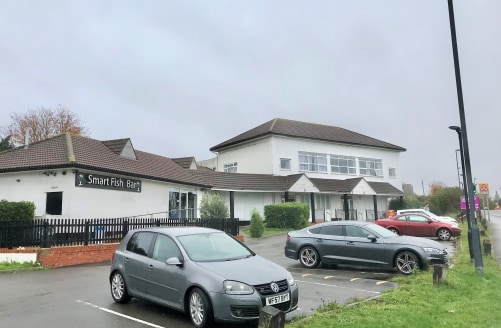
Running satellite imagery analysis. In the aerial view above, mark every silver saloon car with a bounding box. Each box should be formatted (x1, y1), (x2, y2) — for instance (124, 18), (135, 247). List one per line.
(110, 227), (298, 328)
(285, 221), (449, 274)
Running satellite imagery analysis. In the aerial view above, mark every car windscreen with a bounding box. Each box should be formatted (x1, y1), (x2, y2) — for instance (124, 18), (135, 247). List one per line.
(177, 232), (253, 262)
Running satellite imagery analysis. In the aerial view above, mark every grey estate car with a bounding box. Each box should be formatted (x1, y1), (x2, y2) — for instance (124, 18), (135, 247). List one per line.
(110, 227), (299, 328)
(285, 221), (449, 274)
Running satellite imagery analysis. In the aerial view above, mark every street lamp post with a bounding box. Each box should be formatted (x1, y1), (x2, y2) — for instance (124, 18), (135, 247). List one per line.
(449, 126), (473, 260)
(454, 149), (462, 188)
(447, 0), (483, 273)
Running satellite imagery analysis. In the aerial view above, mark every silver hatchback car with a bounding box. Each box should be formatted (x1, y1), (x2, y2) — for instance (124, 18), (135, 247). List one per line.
(110, 227), (298, 328)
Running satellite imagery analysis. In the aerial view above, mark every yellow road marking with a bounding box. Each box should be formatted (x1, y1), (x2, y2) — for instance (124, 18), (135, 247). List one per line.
(350, 278), (360, 282)
(376, 281), (388, 285)
(324, 275), (334, 279)
(302, 273), (313, 277)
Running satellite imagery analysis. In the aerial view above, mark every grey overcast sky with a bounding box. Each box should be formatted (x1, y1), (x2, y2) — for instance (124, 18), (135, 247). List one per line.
(1, 1), (500, 197)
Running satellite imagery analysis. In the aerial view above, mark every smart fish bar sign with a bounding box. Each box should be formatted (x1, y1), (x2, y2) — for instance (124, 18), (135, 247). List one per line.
(75, 173), (141, 192)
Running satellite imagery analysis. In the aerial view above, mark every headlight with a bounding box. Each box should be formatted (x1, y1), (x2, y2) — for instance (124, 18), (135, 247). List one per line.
(287, 271), (296, 287)
(423, 247), (443, 254)
(223, 280), (254, 295)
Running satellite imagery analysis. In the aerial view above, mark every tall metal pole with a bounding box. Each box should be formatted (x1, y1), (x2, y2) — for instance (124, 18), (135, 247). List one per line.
(450, 127), (473, 260)
(455, 149), (462, 188)
(447, 0), (483, 273)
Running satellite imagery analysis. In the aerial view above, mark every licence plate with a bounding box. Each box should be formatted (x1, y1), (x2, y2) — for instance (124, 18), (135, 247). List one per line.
(266, 293), (290, 306)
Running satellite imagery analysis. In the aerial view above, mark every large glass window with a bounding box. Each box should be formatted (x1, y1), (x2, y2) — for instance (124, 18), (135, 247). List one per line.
(126, 232), (155, 257)
(298, 151), (327, 173)
(358, 158), (383, 177)
(330, 155), (356, 175)
(224, 162), (237, 173)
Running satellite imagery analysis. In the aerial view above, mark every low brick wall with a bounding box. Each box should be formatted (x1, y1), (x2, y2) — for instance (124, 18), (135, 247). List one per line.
(0, 244), (119, 268)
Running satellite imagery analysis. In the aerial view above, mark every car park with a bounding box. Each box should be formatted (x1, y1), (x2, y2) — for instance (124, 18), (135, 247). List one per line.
(376, 213), (461, 241)
(110, 227), (298, 328)
(396, 208), (458, 225)
(284, 220), (449, 275)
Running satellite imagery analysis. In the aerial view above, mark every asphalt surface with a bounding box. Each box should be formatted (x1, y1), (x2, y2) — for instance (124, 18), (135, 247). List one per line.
(486, 210), (501, 264)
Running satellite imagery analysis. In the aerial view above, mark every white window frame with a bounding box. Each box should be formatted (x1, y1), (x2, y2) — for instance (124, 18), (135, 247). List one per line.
(358, 158), (383, 177)
(298, 151), (327, 173)
(224, 162), (237, 173)
(280, 158), (291, 170)
(330, 155), (356, 175)
(389, 167), (396, 178)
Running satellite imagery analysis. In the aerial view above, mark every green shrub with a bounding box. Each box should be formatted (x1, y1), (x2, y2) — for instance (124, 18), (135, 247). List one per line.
(249, 208), (265, 238)
(264, 202), (309, 229)
(199, 193), (229, 219)
(0, 200), (35, 221)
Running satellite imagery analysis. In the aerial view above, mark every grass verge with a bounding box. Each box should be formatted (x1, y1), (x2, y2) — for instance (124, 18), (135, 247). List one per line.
(287, 222), (501, 328)
(0, 261), (46, 272)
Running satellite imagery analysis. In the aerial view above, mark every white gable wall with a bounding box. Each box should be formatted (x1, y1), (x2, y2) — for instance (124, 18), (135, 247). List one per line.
(215, 138), (273, 174)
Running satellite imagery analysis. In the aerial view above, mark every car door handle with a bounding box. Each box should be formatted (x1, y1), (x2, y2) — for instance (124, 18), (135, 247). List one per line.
(124, 257), (130, 262)
(316, 239), (323, 242)
(347, 241), (355, 245)
(148, 264), (154, 270)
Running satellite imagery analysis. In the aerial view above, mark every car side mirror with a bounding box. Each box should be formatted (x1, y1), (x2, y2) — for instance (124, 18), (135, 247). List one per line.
(367, 234), (377, 242)
(166, 257), (183, 267)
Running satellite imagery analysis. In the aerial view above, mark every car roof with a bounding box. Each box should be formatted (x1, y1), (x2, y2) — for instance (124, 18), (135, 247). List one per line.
(305, 220), (374, 229)
(126, 226), (223, 237)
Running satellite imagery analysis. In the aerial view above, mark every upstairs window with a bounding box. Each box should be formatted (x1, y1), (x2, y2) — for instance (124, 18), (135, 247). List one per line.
(389, 167), (396, 178)
(299, 151), (327, 173)
(224, 162), (237, 173)
(330, 155), (356, 175)
(359, 158), (383, 177)
(280, 158), (291, 170)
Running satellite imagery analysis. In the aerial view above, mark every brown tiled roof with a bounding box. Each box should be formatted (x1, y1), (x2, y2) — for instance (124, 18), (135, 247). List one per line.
(102, 138), (130, 154)
(0, 133), (208, 187)
(310, 177), (403, 195)
(367, 181), (404, 196)
(210, 118), (406, 152)
(172, 157), (196, 169)
(193, 170), (303, 191)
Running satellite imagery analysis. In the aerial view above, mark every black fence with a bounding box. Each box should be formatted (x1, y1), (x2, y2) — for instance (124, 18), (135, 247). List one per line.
(0, 217), (240, 249)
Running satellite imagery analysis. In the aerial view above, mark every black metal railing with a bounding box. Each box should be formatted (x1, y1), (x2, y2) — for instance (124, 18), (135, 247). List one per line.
(0, 217), (239, 249)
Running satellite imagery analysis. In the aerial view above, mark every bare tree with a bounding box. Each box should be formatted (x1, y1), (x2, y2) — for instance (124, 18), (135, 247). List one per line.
(1, 105), (88, 145)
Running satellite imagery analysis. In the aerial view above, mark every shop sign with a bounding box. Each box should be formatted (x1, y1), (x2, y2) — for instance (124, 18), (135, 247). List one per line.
(75, 173), (141, 192)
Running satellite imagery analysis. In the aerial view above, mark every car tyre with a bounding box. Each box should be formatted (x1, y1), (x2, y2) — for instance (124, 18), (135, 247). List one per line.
(395, 251), (419, 274)
(389, 228), (399, 235)
(299, 246), (320, 268)
(110, 271), (131, 304)
(189, 287), (213, 328)
(437, 228), (452, 241)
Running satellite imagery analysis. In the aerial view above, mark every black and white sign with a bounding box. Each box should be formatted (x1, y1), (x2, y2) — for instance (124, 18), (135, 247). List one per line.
(75, 173), (141, 192)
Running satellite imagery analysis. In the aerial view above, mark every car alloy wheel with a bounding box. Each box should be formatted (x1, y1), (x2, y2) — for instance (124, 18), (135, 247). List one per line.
(389, 228), (399, 235)
(395, 251), (418, 274)
(189, 288), (213, 328)
(299, 246), (320, 268)
(437, 228), (452, 241)
(110, 272), (131, 304)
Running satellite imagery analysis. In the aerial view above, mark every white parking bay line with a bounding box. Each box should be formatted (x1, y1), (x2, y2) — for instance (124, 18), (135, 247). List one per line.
(76, 300), (166, 328)
(295, 280), (381, 295)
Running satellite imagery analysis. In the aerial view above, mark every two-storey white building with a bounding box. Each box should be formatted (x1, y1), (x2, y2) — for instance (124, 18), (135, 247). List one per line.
(199, 118), (406, 221)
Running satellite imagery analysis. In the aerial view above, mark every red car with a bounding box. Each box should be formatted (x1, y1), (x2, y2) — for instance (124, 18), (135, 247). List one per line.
(376, 213), (461, 241)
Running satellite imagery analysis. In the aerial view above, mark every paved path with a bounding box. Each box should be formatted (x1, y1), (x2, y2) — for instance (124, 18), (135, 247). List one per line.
(488, 210), (501, 264)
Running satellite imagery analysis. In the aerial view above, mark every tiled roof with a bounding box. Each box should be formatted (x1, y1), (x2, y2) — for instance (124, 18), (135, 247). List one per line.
(367, 181), (404, 196)
(172, 157), (196, 169)
(0, 133), (208, 187)
(102, 138), (130, 154)
(210, 118), (406, 152)
(193, 170), (303, 191)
